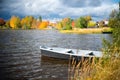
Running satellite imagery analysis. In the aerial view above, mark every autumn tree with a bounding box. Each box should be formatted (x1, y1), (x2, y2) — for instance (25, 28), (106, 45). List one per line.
(56, 22), (63, 30)
(5, 20), (11, 29)
(84, 15), (92, 22)
(38, 21), (49, 29)
(10, 16), (21, 29)
(21, 16), (34, 29)
(61, 17), (72, 30)
(0, 18), (5, 26)
(31, 18), (41, 29)
(87, 21), (96, 28)
(71, 21), (75, 28)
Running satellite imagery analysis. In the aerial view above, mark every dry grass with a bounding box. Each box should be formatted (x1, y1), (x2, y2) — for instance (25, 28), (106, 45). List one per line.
(60, 27), (112, 34)
(69, 48), (120, 80)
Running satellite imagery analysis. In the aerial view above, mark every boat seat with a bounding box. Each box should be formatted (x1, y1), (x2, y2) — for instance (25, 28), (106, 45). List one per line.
(88, 52), (94, 56)
(66, 50), (74, 54)
(50, 48), (53, 50)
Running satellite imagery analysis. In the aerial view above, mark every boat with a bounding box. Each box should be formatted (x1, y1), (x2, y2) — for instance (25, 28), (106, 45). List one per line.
(40, 46), (102, 60)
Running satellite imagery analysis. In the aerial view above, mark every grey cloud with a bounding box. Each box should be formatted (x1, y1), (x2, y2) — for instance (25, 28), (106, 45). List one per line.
(61, 0), (101, 7)
(0, 0), (118, 21)
(0, 0), (4, 3)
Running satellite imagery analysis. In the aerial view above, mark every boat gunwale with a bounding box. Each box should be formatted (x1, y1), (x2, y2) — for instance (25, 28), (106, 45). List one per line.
(40, 46), (102, 58)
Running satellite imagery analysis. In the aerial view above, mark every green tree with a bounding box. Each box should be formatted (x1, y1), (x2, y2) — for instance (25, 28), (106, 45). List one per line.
(109, 9), (120, 28)
(75, 17), (87, 28)
(38, 16), (42, 22)
(108, 3), (120, 47)
(5, 20), (11, 29)
(64, 18), (72, 30)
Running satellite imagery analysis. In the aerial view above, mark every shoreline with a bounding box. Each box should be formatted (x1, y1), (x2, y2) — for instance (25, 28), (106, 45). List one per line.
(60, 27), (112, 34)
(0, 27), (112, 34)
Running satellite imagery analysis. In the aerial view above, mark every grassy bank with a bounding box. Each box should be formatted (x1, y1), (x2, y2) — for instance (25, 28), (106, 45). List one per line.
(60, 27), (112, 34)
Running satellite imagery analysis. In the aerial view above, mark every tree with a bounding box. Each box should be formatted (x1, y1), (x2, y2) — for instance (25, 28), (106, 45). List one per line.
(31, 19), (41, 29)
(38, 21), (49, 29)
(61, 17), (72, 30)
(109, 3), (120, 28)
(21, 16), (34, 29)
(75, 17), (87, 28)
(108, 12), (120, 53)
(74, 18), (81, 28)
(10, 16), (21, 29)
(38, 16), (42, 22)
(0, 18), (5, 26)
(84, 15), (92, 22)
(108, 2), (120, 47)
(87, 21), (96, 28)
(71, 21), (75, 28)
(5, 20), (10, 29)
(56, 22), (63, 30)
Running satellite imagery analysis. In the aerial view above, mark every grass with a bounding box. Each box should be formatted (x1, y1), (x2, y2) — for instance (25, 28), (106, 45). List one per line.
(69, 53), (120, 80)
(60, 27), (112, 34)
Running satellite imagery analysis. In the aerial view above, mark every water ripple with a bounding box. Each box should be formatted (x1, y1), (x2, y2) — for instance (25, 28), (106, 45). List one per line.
(0, 30), (111, 80)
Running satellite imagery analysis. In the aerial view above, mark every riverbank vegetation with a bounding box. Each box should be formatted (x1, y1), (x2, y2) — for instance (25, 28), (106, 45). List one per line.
(60, 27), (112, 34)
(0, 13), (112, 34)
(69, 3), (120, 80)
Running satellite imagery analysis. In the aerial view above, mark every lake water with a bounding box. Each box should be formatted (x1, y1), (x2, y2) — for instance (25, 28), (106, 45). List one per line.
(0, 30), (112, 80)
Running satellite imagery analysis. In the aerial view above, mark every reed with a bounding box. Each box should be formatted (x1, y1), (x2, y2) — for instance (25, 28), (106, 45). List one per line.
(69, 53), (120, 80)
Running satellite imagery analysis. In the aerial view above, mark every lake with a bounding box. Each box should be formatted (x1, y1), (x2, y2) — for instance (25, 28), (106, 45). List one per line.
(0, 30), (112, 80)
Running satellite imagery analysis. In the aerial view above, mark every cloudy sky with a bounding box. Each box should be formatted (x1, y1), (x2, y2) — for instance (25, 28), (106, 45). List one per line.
(0, 0), (119, 21)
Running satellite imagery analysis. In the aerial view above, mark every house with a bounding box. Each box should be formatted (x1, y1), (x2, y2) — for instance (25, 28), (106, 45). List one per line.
(103, 20), (109, 27)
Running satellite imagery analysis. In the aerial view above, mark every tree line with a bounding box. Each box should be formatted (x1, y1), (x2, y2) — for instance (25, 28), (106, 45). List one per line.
(0, 10), (119, 30)
(0, 16), (49, 29)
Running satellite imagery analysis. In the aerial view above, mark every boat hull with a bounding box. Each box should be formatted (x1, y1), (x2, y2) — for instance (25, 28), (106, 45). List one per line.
(41, 49), (73, 60)
(40, 46), (102, 60)
(40, 49), (91, 60)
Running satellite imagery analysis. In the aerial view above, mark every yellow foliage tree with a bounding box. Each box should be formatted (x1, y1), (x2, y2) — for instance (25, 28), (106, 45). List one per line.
(87, 21), (96, 28)
(56, 22), (62, 30)
(10, 16), (21, 29)
(61, 18), (69, 27)
(21, 16), (34, 29)
(84, 16), (92, 22)
(31, 19), (37, 29)
(38, 21), (49, 29)
(31, 19), (41, 29)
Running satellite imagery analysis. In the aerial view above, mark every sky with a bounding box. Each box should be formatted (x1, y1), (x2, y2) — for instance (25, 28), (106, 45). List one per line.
(0, 0), (119, 22)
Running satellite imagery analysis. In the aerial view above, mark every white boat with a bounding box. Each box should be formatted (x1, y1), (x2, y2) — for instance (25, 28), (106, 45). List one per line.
(40, 46), (102, 60)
